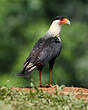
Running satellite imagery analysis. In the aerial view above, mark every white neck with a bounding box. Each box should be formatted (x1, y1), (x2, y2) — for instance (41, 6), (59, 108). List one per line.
(48, 20), (62, 37)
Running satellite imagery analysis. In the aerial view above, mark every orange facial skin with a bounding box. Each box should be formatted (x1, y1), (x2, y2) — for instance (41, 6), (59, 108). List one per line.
(60, 18), (70, 24)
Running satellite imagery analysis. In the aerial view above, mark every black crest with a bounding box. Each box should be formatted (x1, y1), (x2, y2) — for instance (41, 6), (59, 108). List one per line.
(52, 16), (67, 21)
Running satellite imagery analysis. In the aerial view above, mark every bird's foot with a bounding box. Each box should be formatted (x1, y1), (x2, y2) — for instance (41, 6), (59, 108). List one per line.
(45, 84), (52, 88)
(39, 84), (52, 88)
(39, 84), (45, 88)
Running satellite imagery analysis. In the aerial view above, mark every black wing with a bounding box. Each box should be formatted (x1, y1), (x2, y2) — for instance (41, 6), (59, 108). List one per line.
(25, 37), (62, 66)
(24, 38), (46, 66)
(36, 37), (62, 65)
(17, 38), (46, 76)
(17, 37), (62, 77)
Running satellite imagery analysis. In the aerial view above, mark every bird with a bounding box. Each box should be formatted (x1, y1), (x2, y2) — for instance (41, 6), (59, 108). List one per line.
(17, 16), (70, 87)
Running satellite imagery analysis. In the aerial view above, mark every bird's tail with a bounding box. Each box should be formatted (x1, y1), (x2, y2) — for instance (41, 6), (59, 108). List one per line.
(16, 63), (36, 77)
(16, 68), (25, 76)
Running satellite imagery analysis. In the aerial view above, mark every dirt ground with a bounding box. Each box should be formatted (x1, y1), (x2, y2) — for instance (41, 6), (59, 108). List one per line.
(12, 86), (88, 100)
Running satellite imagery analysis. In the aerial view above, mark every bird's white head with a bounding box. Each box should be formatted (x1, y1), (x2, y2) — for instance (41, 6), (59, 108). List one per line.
(48, 16), (70, 37)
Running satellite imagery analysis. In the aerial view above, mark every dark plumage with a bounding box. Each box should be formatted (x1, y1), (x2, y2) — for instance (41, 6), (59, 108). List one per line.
(52, 16), (67, 21)
(17, 16), (70, 87)
(17, 37), (62, 76)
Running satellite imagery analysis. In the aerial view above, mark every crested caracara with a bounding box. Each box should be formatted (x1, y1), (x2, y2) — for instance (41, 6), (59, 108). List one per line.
(17, 16), (70, 87)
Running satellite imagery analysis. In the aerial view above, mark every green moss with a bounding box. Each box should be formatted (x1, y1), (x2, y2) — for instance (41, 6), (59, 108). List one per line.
(0, 85), (87, 110)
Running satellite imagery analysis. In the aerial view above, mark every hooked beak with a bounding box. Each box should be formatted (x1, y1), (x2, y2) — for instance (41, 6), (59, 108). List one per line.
(66, 20), (70, 25)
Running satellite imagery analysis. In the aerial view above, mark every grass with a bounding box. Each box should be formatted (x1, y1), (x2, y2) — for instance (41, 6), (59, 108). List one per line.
(0, 85), (88, 110)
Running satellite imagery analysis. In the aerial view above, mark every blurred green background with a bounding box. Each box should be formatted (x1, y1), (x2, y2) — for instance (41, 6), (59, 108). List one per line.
(0, 0), (88, 88)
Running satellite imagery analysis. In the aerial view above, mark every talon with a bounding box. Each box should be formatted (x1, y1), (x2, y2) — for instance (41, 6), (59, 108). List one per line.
(39, 85), (45, 88)
(46, 84), (52, 88)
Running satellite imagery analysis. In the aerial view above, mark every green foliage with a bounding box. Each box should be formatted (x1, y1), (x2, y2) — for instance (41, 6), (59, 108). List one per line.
(0, 86), (88, 110)
(0, 0), (88, 88)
